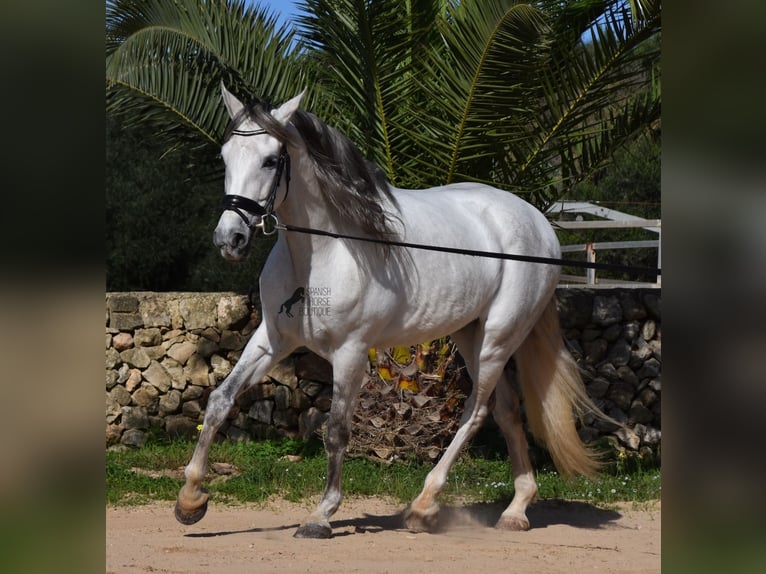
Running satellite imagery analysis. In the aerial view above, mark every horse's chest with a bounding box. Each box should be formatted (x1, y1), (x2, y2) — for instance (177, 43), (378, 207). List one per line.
(262, 263), (364, 343)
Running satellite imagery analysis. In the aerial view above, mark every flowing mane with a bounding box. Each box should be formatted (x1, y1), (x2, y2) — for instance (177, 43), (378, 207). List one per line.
(223, 102), (398, 241)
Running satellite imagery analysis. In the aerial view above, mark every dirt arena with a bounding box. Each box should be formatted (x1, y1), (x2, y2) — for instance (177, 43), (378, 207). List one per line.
(106, 497), (660, 573)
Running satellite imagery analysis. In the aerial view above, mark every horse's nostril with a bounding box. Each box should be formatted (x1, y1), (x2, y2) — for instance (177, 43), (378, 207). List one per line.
(232, 232), (247, 248)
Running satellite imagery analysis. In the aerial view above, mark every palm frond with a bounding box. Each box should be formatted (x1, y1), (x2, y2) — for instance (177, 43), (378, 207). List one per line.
(515, 0), (661, 206)
(396, 0), (660, 208)
(106, 0), (304, 154)
(106, 0), (661, 211)
(401, 0), (548, 188)
(296, 0), (445, 184)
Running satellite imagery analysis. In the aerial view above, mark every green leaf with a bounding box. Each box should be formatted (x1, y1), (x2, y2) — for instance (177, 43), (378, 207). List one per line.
(106, 0), (661, 211)
(106, 0), (305, 155)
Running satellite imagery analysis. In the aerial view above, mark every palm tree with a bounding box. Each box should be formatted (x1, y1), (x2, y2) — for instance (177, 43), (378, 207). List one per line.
(106, 0), (306, 163)
(296, 0), (661, 206)
(106, 0), (661, 210)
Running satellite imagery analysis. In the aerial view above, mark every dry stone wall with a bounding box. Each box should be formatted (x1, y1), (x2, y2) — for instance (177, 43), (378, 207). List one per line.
(105, 292), (334, 449)
(105, 290), (661, 459)
(556, 289), (661, 460)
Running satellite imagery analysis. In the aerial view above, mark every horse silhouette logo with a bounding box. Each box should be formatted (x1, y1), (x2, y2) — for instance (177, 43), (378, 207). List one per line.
(278, 287), (305, 318)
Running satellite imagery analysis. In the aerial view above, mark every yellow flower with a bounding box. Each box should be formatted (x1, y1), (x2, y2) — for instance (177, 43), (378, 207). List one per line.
(196, 424), (204, 432)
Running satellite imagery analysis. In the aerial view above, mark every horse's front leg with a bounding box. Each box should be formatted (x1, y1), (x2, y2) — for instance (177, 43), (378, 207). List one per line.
(294, 346), (368, 538)
(175, 324), (288, 525)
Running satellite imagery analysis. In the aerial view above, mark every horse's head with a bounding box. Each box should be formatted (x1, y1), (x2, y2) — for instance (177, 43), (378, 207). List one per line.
(214, 84), (304, 261)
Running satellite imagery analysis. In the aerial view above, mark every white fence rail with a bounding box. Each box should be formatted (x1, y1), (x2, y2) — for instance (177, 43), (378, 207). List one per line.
(547, 202), (661, 288)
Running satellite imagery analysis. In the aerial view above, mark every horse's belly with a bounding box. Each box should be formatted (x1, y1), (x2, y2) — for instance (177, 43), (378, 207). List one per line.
(368, 260), (500, 347)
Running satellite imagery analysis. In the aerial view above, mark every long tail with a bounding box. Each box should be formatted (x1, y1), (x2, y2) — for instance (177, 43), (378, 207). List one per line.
(514, 298), (605, 479)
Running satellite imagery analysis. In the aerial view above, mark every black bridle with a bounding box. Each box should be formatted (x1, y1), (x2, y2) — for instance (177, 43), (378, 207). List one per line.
(221, 129), (291, 235)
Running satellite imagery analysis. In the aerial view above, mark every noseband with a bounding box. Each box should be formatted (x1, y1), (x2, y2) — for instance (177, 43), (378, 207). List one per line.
(221, 129), (291, 236)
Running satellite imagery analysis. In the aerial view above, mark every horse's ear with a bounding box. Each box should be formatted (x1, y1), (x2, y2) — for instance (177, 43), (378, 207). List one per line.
(221, 82), (244, 119)
(272, 90), (305, 125)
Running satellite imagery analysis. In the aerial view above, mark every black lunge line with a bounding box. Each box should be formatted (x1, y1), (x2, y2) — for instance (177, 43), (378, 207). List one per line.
(278, 223), (661, 277)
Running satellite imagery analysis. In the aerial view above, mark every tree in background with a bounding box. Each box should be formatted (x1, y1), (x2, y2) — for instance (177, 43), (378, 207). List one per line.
(297, 0), (660, 208)
(106, 0), (661, 291)
(557, 128), (661, 280)
(106, 114), (274, 292)
(106, 0), (295, 291)
(559, 29), (661, 280)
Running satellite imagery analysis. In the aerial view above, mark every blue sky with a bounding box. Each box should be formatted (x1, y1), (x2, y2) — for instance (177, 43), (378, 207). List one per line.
(250, 0), (304, 29)
(246, 0), (617, 42)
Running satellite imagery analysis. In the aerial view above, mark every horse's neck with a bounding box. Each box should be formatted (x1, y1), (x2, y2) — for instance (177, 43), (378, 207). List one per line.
(278, 150), (327, 228)
(276, 150), (338, 264)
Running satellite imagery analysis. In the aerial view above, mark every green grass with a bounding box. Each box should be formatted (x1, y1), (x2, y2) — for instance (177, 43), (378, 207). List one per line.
(106, 438), (661, 507)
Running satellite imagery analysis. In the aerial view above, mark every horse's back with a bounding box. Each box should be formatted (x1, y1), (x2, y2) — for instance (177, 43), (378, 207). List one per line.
(391, 182), (558, 259)
(354, 182), (561, 346)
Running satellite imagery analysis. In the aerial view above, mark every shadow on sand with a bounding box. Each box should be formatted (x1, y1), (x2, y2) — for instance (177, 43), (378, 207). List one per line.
(184, 499), (621, 538)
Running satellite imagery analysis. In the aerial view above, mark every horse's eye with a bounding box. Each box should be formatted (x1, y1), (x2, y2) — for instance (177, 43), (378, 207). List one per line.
(262, 156), (278, 169)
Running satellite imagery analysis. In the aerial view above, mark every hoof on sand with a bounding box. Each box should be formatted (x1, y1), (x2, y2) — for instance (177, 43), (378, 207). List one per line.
(174, 494), (209, 525)
(293, 522), (332, 539)
(403, 505), (440, 533)
(495, 514), (530, 531)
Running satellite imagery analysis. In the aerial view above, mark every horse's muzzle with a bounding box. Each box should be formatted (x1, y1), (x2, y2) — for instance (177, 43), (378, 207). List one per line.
(213, 225), (256, 261)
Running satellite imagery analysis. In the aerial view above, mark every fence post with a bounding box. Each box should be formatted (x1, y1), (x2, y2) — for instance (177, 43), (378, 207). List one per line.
(656, 228), (662, 287)
(586, 242), (596, 285)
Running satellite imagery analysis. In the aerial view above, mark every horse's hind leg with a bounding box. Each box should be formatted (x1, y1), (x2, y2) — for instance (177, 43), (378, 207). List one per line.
(405, 322), (515, 533)
(492, 366), (538, 531)
(294, 345), (368, 539)
(175, 324), (288, 525)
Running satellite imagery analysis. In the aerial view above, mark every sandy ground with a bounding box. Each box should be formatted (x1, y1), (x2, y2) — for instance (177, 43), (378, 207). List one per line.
(106, 497), (660, 574)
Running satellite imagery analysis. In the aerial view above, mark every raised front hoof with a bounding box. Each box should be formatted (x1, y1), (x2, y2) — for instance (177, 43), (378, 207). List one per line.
(495, 514), (531, 531)
(174, 489), (209, 525)
(403, 504), (440, 533)
(293, 522), (332, 539)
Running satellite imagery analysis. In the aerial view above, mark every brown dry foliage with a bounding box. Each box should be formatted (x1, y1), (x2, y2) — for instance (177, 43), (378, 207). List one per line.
(348, 342), (472, 463)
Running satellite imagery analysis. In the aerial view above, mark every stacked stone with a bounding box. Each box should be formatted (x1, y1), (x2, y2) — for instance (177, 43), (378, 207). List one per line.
(105, 293), (333, 448)
(105, 289), (661, 458)
(557, 289), (661, 459)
